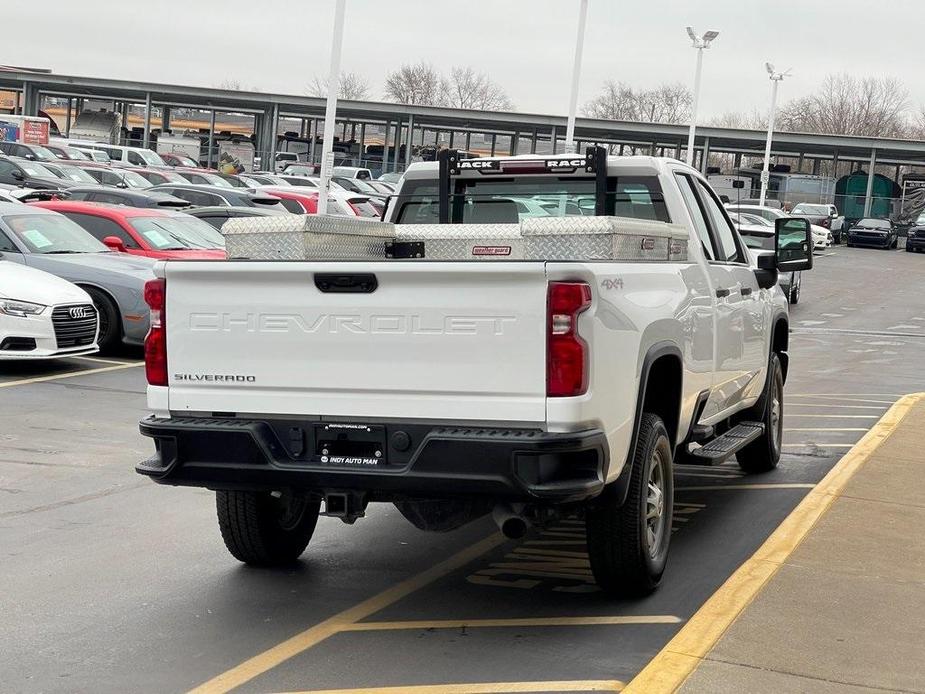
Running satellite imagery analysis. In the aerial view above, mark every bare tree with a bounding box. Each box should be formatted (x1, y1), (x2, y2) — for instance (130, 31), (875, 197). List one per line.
(216, 79), (243, 91)
(583, 81), (691, 124)
(384, 62), (445, 106)
(708, 109), (767, 130)
(306, 72), (370, 100)
(777, 74), (909, 137)
(440, 66), (513, 111)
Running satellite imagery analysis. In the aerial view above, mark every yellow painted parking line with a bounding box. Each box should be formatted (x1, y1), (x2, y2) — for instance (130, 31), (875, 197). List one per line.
(677, 483), (815, 492)
(622, 392), (924, 694)
(0, 362), (142, 388)
(188, 534), (507, 694)
(72, 355), (142, 366)
(281, 680), (624, 693)
(343, 615), (682, 632)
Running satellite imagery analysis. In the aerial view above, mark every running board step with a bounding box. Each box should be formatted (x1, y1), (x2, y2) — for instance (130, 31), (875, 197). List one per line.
(688, 422), (765, 465)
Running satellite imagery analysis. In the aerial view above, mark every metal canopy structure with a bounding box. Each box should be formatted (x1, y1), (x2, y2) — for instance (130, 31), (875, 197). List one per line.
(4, 68), (925, 169)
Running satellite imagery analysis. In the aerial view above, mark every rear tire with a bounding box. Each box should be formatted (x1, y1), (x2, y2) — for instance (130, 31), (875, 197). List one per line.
(216, 490), (320, 566)
(737, 353), (784, 473)
(82, 287), (121, 353)
(586, 413), (673, 597)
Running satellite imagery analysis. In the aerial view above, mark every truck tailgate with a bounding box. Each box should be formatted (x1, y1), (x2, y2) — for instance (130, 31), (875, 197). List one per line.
(163, 261), (548, 422)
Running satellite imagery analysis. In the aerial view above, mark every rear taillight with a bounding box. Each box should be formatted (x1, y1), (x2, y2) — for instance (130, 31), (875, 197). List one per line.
(547, 282), (592, 397)
(144, 278), (167, 386)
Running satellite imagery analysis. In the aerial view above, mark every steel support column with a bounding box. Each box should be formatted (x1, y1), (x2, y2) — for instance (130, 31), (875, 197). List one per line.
(531, 128), (537, 154)
(700, 137), (710, 173)
(309, 118), (317, 163)
(465, 131), (471, 151)
(142, 92), (152, 149)
(162, 106), (171, 132)
(490, 133), (497, 157)
(207, 109), (216, 168)
(551, 126), (557, 154)
(405, 114), (415, 169)
(65, 98), (72, 136)
(863, 148), (877, 217)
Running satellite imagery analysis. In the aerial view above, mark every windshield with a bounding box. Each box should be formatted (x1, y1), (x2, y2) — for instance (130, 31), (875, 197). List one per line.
(171, 154), (199, 167)
(3, 213), (108, 253)
(117, 170), (153, 189)
(395, 175), (669, 224)
(61, 147), (90, 161)
(18, 161), (57, 178)
(49, 165), (97, 183)
(857, 218), (890, 229)
(29, 145), (57, 161)
(793, 204), (829, 215)
(138, 150), (166, 166)
(128, 215), (226, 250)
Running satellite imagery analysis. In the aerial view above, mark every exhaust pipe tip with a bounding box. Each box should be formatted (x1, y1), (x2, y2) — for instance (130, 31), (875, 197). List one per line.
(493, 503), (529, 539)
(500, 517), (528, 539)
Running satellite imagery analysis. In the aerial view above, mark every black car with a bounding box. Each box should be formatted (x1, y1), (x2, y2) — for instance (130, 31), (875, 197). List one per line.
(846, 217), (897, 249)
(0, 141), (59, 162)
(906, 213), (925, 252)
(0, 155), (75, 191)
(66, 186), (190, 209)
(185, 206), (285, 230)
(150, 183), (287, 211)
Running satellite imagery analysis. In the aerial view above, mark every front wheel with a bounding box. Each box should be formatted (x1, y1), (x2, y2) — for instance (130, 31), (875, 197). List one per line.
(737, 353), (784, 473)
(82, 286), (121, 353)
(216, 490), (321, 566)
(586, 413), (673, 597)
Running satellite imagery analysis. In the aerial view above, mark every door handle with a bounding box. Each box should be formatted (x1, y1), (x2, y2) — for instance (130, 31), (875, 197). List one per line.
(314, 273), (378, 293)
(740, 287), (753, 296)
(715, 288), (731, 298)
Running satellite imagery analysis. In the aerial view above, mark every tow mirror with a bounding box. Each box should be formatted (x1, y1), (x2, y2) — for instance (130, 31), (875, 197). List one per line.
(775, 217), (813, 272)
(102, 235), (127, 252)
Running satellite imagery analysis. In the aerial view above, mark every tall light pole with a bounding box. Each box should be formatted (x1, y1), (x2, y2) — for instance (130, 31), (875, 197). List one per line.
(758, 62), (789, 208)
(684, 27), (719, 168)
(317, 0), (346, 216)
(563, 0), (589, 153)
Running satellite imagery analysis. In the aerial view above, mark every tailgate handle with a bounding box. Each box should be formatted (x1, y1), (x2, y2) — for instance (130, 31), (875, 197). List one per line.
(314, 273), (378, 293)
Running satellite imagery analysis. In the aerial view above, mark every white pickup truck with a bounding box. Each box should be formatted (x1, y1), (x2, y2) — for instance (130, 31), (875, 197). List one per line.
(136, 150), (813, 597)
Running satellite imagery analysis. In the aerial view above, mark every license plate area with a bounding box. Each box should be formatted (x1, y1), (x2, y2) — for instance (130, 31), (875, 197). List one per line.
(313, 423), (386, 466)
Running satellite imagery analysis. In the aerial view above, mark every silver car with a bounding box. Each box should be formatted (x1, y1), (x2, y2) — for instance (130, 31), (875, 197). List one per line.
(0, 202), (155, 351)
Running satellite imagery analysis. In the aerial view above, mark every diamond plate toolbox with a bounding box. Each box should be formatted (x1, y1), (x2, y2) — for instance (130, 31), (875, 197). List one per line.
(222, 214), (395, 260)
(521, 216), (689, 262)
(395, 224), (525, 260)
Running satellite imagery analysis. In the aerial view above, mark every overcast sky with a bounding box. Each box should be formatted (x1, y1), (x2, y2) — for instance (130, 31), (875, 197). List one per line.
(4, 0), (924, 121)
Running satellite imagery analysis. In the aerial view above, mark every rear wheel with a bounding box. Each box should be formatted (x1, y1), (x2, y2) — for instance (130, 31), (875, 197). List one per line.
(82, 287), (121, 353)
(586, 413), (673, 597)
(216, 490), (320, 566)
(737, 353), (784, 473)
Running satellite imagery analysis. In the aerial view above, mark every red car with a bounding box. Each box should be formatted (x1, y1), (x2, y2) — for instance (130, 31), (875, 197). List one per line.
(30, 201), (227, 259)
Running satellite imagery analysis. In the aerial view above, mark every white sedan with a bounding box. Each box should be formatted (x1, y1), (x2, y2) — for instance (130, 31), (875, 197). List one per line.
(0, 261), (99, 360)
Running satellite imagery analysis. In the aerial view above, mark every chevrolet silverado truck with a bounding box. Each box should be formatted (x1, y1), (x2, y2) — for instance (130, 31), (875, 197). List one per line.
(136, 149), (813, 597)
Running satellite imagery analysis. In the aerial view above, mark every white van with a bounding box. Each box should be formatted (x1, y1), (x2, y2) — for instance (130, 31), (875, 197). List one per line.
(67, 140), (166, 168)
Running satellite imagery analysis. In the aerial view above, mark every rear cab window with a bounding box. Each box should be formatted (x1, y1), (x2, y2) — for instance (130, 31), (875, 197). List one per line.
(395, 175), (669, 225)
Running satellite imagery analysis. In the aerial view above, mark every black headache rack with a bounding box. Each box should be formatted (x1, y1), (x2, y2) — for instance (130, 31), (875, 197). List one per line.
(435, 145), (609, 223)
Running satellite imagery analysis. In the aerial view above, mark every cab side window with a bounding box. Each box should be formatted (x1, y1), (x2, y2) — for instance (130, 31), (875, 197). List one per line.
(695, 179), (743, 263)
(674, 174), (715, 260)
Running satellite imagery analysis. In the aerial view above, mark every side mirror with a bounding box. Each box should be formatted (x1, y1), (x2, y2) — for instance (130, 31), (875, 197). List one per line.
(775, 217), (813, 272)
(11, 170), (24, 181)
(24, 154), (35, 161)
(102, 235), (127, 252)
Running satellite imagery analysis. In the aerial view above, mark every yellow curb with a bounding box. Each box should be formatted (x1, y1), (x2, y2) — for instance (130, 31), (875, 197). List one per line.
(623, 392), (925, 694)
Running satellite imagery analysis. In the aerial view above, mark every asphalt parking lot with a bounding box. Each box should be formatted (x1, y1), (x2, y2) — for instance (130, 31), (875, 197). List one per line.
(3, 245), (925, 694)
